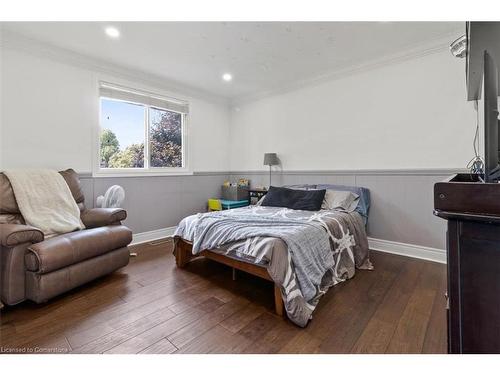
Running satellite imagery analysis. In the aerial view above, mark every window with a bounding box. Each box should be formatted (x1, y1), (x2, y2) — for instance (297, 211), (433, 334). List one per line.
(97, 82), (189, 175)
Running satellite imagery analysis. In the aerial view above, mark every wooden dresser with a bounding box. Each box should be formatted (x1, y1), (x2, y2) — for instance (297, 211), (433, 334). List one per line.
(434, 174), (500, 353)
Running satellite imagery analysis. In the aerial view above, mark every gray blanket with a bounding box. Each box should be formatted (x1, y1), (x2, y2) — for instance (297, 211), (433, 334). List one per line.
(175, 206), (372, 326)
(191, 215), (334, 301)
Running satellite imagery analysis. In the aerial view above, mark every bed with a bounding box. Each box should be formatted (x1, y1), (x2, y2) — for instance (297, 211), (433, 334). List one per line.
(173, 184), (373, 327)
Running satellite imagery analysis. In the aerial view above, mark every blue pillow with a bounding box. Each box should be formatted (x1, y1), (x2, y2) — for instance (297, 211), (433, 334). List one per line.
(261, 186), (326, 211)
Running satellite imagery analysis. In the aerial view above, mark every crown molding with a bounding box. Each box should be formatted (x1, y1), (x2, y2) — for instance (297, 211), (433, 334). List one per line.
(231, 30), (463, 107)
(0, 30), (230, 107)
(1, 28), (463, 109)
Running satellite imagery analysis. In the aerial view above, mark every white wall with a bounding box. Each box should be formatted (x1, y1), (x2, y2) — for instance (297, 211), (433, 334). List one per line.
(0, 48), (231, 173)
(229, 49), (476, 171)
(1, 42), (476, 174)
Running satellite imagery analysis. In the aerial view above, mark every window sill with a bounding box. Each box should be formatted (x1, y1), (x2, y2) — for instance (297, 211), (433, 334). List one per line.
(93, 169), (194, 178)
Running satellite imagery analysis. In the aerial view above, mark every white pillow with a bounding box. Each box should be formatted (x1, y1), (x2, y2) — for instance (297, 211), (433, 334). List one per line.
(321, 190), (360, 212)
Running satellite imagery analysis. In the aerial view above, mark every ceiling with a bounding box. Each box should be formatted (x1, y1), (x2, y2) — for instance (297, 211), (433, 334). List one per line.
(2, 22), (464, 101)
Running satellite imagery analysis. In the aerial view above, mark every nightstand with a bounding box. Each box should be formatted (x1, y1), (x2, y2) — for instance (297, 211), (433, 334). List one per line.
(248, 189), (268, 205)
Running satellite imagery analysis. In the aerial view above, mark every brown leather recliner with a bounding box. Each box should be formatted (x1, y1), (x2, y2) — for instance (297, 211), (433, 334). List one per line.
(0, 169), (132, 305)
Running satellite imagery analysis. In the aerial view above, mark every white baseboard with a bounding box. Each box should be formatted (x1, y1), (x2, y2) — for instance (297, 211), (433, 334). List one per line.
(130, 227), (446, 264)
(368, 237), (446, 264)
(131, 226), (177, 245)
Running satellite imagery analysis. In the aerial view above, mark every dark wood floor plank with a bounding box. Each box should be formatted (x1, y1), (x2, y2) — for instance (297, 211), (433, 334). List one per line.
(196, 297), (226, 312)
(16, 275), (209, 350)
(71, 306), (176, 353)
(385, 261), (442, 353)
(421, 263), (448, 354)
(176, 325), (253, 354)
(242, 317), (301, 354)
(2, 296), (126, 348)
(101, 285), (239, 354)
(278, 331), (322, 353)
(351, 258), (426, 353)
(139, 338), (177, 354)
(318, 269), (398, 353)
(13, 332), (73, 354)
(66, 296), (180, 350)
(0, 241), (447, 354)
(162, 288), (224, 315)
(312, 253), (404, 353)
(237, 311), (280, 342)
(306, 252), (403, 344)
(220, 304), (266, 333)
(104, 307), (205, 354)
(1, 246), (177, 344)
(167, 297), (249, 349)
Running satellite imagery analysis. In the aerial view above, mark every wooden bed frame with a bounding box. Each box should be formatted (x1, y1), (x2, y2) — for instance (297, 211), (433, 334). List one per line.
(173, 237), (284, 317)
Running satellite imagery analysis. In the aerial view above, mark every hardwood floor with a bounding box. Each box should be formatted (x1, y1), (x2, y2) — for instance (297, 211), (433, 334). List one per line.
(0, 239), (447, 354)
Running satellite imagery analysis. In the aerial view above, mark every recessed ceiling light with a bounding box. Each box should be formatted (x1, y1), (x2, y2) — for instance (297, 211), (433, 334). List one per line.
(105, 26), (120, 39)
(222, 73), (233, 82)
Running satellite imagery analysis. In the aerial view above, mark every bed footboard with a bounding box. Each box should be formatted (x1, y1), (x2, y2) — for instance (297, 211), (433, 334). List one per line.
(173, 237), (284, 317)
(173, 237), (197, 268)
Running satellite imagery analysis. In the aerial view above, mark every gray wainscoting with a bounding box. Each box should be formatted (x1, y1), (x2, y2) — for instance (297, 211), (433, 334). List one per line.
(79, 169), (461, 252)
(79, 172), (229, 234)
(231, 169), (464, 251)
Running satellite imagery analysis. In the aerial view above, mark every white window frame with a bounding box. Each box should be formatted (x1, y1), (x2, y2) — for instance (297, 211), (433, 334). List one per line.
(94, 81), (192, 177)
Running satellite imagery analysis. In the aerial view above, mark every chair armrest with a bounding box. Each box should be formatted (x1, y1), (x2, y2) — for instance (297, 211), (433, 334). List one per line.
(81, 208), (127, 228)
(0, 224), (44, 247)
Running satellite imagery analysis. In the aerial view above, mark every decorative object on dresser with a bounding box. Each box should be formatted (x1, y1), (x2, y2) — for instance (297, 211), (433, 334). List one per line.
(434, 173), (500, 353)
(263, 152), (279, 186)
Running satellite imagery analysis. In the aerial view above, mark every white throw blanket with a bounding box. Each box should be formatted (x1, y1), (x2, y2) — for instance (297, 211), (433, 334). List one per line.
(4, 169), (84, 237)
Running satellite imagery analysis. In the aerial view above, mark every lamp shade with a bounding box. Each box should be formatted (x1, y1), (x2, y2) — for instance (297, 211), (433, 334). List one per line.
(263, 153), (279, 166)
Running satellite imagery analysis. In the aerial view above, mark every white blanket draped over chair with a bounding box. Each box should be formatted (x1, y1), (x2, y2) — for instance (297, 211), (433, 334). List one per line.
(3, 169), (84, 237)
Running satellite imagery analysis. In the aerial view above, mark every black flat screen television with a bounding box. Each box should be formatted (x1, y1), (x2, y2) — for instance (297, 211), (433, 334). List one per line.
(466, 22), (500, 182)
(483, 51), (500, 182)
